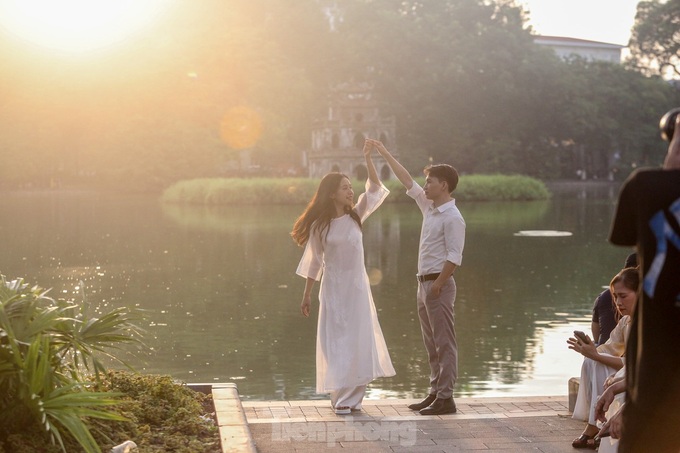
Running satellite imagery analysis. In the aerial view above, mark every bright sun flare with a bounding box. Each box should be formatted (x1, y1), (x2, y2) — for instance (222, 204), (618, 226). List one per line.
(0, 0), (169, 53)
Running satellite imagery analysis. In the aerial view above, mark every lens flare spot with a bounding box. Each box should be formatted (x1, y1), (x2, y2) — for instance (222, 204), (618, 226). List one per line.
(219, 105), (263, 150)
(367, 268), (383, 286)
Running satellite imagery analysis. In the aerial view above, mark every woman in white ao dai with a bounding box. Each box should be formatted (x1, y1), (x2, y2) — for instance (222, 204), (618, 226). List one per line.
(291, 142), (395, 414)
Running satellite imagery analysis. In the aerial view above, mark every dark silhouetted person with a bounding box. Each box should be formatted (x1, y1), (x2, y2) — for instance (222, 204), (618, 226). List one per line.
(609, 112), (680, 452)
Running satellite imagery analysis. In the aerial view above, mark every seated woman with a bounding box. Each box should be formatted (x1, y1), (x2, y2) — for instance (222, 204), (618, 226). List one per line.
(568, 267), (638, 449)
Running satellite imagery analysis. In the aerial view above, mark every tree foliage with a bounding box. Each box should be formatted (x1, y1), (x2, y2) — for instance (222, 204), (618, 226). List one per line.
(0, 0), (678, 191)
(628, 0), (680, 78)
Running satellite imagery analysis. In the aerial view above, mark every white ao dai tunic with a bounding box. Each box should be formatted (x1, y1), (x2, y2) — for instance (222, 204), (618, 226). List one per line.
(296, 180), (396, 393)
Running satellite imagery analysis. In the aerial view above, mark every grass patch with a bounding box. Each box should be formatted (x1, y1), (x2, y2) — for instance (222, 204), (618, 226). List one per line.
(162, 174), (550, 205)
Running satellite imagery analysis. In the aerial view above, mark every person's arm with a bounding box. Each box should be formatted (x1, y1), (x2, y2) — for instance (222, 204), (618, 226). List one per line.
(663, 113), (680, 169)
(604, 370), (625, 389)
(300, 277), (315, 317)
(430, 260), (456, 297)
(363, 139), (380, 186)
(591, 321), (601, 345)
(598, 402), (625, 440)
(591, 291), (608, 344)
(354, 140), (390, 221)
(595, 379), (626, 423)
(296, 227), (323, 317)
(430, 211), (465, 297)
(369, 139), (413, 190)
(566, 337), (625, 370)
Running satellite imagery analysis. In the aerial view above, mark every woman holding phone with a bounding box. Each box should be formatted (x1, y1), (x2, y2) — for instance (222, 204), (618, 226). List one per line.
(567, 267), (638, 449)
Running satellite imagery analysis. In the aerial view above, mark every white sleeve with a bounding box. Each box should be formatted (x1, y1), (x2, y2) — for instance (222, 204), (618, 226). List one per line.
(354, 178), (389, 223)
(405, 180), (431, 215)
(444, 213), (466, 266)
(295, 228), (324, 281)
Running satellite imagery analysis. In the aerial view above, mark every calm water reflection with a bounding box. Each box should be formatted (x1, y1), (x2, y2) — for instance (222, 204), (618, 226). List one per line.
(0, 184), (632, 400)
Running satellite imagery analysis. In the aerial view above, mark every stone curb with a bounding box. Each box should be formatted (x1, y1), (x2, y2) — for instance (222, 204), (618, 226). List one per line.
(188, 383), (257, 453)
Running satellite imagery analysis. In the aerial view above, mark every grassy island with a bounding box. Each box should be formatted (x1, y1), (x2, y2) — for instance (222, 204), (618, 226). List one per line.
(161, 174), (550, 205)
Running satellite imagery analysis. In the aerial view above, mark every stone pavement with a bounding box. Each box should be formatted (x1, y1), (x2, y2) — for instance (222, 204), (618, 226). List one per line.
(242, 396), (590, 452)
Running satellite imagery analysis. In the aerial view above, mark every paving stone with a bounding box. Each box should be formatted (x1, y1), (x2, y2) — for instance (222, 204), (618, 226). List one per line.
(417, 429), (476, 440)
(390, 446), (450, 452)
(241, 396), (585, 452)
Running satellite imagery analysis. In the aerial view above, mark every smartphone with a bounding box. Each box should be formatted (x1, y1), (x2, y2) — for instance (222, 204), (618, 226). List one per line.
(573, 330), (591, 344)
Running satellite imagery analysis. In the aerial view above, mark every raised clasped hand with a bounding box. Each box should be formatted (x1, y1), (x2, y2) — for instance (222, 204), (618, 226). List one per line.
(362, 139), (374, 156)
(366, 138), (386, 155)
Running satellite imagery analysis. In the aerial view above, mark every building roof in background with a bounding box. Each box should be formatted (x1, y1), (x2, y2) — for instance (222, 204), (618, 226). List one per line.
(534, 35), (625, 49)
(533, 35), (624, 63)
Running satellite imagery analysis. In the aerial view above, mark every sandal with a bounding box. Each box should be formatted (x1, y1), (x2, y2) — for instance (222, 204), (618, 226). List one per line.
(334, 406), (351, 415)
(572, 433), (595, 449)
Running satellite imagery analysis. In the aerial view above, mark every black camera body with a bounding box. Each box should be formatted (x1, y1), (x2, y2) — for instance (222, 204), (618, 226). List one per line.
(660, 107), (680, 142)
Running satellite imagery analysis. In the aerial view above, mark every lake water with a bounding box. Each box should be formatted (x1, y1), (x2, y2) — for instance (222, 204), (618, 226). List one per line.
(0, 183), (632, 400)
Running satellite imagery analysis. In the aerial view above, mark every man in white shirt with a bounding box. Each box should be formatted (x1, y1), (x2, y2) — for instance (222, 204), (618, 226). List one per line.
(371, 139), (465, 415)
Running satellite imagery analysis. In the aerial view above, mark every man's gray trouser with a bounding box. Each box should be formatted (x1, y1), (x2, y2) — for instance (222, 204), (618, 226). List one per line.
(417, 277), (458, 399)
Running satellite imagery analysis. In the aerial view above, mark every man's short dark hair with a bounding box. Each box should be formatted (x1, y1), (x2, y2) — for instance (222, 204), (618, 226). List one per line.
(424, 164), (459, 193)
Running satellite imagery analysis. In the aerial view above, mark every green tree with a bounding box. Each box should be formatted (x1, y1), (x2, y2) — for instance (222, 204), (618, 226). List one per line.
(628, 0), (680, 79)
(332, 0), (680, 179)
(2, 0), (679, 188)
(326, 0), (541, 169)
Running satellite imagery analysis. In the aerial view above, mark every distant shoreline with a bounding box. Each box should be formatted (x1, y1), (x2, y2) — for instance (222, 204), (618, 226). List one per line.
(0, 178), (622, 197)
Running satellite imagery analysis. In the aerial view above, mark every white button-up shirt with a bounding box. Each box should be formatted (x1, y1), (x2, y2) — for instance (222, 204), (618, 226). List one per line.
(406, 181), (466, 275)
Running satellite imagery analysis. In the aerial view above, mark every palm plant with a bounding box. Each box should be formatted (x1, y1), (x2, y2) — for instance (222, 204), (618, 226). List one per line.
(0, 275), (145, 453)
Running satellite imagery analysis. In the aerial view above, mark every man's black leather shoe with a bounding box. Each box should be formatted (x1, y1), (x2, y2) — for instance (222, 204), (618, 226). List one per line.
(419, 397), (457, 415)
(407, 394), (436, 411)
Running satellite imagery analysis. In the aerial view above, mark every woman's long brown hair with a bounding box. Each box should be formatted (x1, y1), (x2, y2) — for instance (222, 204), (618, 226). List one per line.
(290, 173), (361, 246)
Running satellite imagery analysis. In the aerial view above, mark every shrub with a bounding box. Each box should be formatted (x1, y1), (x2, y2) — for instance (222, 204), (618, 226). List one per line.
(456, 174), (551, 201)
(92, 371), (220, 453)
(0, 276), (144, 453)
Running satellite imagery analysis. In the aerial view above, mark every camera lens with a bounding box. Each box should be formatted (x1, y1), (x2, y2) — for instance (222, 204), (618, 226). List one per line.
(660, 107), (680, 142)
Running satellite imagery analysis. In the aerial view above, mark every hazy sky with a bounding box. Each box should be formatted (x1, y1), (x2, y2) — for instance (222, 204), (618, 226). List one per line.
(0, 1), (643, 55)
(520, 0), (640, 45)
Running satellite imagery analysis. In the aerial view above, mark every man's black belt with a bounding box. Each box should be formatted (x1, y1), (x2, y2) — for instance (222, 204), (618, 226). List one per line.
(417, 273), (440, 282)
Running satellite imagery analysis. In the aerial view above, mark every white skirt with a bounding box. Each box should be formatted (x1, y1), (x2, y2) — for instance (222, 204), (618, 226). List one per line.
(572, 354), (619, 426)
